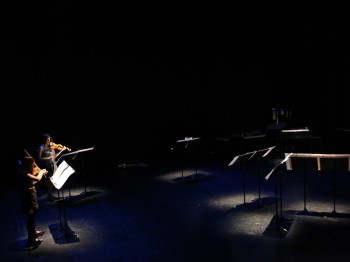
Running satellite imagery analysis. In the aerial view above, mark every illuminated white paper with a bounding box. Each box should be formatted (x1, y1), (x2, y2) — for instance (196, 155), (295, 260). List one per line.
(265, 153), (293, 180)
(50, 160), (75, 190)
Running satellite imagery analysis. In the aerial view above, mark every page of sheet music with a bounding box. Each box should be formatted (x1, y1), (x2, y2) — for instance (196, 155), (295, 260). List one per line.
(50, 160), (75, 190)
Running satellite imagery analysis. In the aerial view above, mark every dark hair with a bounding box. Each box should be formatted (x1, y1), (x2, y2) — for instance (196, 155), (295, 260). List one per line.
(22, 156), (35, 173)
(42, 133), (53, 142)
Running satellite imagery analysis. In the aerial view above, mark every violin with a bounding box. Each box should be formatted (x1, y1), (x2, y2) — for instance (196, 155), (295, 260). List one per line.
(23, 149), (43, 176)
(32, 159), (49, 177)
(50, 142), (72, 151)
(32, 161), (49, 180)
(33, 164), (41, 176)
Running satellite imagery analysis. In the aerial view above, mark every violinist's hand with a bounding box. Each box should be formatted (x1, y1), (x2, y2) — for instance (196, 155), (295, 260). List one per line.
(62, 146), (67, 151)
(42, 169), (48, 176)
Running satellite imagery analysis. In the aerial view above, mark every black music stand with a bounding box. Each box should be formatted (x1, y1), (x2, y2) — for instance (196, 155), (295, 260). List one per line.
(56, 146), (94, 200)
(248, 146), (276, 208)
(284, 153), (350, 218)
(228, 150), (256, 209)
(282, 126), (309, 150)
(50, 160), (79, 241)
(174, 137), (204, 182)
(330, 159), (338, 216)
(320, 157), (350, 218)
(285, 153), (317, 216)
(264, 154), (293, 236)
(296, 158), (314, 216)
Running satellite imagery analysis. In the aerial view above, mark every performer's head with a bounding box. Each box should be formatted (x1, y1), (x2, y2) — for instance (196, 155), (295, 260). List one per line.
(22, 156), (35, 173)
(42, 133), (53, 145)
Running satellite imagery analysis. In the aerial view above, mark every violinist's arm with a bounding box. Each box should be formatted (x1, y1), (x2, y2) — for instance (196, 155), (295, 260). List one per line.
(27, 169), (48, 184)
(55, 146), (67, 158)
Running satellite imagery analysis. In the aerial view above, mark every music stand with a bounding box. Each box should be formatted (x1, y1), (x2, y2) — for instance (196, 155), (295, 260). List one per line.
(174, 137), (203, 181)
(57, 146), (94, 198)
(328, 159), (340, 217)
(319, 157), (350, 218)
(279, 127), (310, 152)
(50, 160), (79, 240)
(285, 153), (350, 218)
(264, 153), (293, 234)
(284, 152), (317, 216)
(248, 146), (276, 207)
(228, 150), (256, 209)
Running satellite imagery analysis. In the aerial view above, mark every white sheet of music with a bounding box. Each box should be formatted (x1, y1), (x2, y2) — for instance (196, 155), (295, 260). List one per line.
(51, 160), (75, 190)
(262, 146), (276, 157)
(228, 151), (256, 166)
(228, 155), (240, 166)
(265, 153), (293, 180)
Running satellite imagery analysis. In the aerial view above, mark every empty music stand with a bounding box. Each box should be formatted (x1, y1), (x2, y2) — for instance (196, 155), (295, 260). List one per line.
(318, 155), (350, 217)
(285, 153), (350, 218)
(264, 153), (293, 234)
(279, 127), (310, 151)
(284, 152), (316, 216)
(174, 137), (202, 181)
(328, 159), (340, 217)
(228, 150), (256, 209)
(50, 160), (79, 241)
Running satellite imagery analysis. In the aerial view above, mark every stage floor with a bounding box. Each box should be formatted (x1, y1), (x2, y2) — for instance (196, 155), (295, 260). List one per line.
(2, 151), (350, 262)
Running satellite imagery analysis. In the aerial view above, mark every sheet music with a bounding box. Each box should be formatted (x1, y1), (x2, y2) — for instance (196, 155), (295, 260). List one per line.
(228, 155), (240, 166)
(228, 151), (256, 166)
(262, 146), (276, 157)
(249, 151), (258, 160)
(265, 153), (293, 180)
(50, 160), (75, 190)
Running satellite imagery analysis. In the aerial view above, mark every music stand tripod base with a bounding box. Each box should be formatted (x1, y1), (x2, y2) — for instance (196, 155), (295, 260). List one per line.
(264, 214), (293, 238)
(55, 222), (79, 241)
(295, 208), (315, 216)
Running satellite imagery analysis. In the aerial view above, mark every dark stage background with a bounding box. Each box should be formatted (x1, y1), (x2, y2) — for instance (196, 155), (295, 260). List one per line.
(2, 4), (350, 172)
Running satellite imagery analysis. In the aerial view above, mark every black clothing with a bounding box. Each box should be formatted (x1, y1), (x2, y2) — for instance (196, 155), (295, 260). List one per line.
(19, 169), (39, 214)
(40, 147), (57, 177)
(19, 168), (39, 245)
(39, 146), (57, 200)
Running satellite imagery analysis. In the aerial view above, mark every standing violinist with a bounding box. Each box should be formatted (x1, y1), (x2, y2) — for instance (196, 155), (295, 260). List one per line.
(38, 134), (67, 202)
(19, 155), (48, 248)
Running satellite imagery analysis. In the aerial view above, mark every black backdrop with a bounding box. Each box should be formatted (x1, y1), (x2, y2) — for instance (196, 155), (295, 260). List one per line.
(2, 4), (349, 172)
